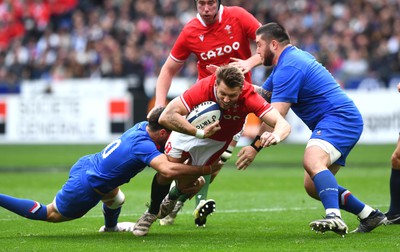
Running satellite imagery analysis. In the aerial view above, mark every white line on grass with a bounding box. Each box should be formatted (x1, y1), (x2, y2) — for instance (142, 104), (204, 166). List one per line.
(0, 206), (317, 221)
(0, 204), (389, 221)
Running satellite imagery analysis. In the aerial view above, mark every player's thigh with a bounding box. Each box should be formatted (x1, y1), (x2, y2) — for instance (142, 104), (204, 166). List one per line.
(303, 144), (332, 176)
(54, 160), (102, 219)
(310, 121), (362, 166)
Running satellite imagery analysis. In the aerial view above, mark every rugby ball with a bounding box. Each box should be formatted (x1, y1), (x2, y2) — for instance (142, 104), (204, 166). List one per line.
(186, 101), (221, 129)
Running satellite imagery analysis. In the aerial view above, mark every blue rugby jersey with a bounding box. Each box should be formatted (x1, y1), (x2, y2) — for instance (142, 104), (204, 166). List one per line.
(262, 46), (363, 130)
(84, 121), (162, 194)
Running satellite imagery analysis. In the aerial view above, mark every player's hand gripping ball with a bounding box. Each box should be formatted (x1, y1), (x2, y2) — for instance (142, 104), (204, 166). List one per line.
(187, 101), (221, 129)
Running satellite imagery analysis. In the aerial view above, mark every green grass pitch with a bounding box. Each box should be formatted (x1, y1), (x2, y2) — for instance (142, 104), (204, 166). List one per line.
(0, 143), (399, 251)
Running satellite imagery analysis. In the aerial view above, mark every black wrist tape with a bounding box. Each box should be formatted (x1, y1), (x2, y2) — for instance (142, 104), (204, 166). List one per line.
(250, 135), (262, 152)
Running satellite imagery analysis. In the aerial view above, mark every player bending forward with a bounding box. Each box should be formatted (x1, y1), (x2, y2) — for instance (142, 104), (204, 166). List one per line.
(132, 65), (291, 236)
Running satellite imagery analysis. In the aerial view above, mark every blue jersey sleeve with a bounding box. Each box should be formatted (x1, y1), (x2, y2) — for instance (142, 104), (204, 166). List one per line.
(270, 65), (304, 104)
(85, 122), (162, 194)
(131, 139), (162, 166)
(262, 74), (273, 92)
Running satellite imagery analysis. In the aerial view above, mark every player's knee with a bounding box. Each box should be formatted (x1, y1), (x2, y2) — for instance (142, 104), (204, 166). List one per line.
(102, 190), (125, 209)
(46, 203), (72, 222)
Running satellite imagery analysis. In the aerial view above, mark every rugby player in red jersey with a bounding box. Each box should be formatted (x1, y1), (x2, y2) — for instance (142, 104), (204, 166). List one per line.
(148, 0), (264, 227)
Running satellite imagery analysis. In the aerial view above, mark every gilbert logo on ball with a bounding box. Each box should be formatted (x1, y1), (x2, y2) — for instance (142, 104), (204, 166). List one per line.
(187, 101), (221, 129)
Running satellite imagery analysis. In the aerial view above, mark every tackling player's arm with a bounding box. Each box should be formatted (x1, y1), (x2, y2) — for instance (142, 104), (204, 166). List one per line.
(149, 153), (223, 179)
(159, 97), (221, 138)
(258, 107), (291, 146)
(252, 85), (272, 103)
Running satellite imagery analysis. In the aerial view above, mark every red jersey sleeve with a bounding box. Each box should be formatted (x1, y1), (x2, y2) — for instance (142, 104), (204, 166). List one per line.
(170, 28), (192, 63)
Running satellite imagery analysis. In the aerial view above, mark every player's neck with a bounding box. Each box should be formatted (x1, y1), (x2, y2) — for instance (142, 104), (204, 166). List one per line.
(275, 44), (292, 65)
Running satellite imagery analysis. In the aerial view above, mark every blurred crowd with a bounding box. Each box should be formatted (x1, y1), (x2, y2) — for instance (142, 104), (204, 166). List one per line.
(1, 0), (400, 94)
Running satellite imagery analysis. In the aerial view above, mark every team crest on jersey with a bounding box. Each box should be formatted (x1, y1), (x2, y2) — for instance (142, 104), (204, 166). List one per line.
(165, 141), (172, 154)
(199, 34), (204, 42)
(225, 25), (232, 35)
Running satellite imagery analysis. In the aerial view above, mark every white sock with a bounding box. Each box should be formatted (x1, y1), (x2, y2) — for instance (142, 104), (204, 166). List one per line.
(358, 205), (375, 219)
(326, 208), (341, 218)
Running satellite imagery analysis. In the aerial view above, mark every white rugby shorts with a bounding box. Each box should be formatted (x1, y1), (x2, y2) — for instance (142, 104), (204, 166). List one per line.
(165, 131), (226, 165)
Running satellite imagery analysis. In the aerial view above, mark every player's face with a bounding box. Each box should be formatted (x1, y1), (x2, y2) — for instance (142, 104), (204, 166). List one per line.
(256, 35), (275, 66)
(157, 129), (171, 148)
(215, 80), (242, 110)
(196, 0), (218, 25)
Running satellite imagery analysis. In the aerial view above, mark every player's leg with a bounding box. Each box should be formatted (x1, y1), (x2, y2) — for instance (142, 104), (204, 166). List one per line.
(386, 133), (400, 224)
(305, 168), (386, 234)
(159, 132), (224, 226)
(133, 173), (172, 236)
(304, 139), (348, 236)
(0, 160), (95, 223)
(98, 188), (136, 232)
(0, 191), (92, 223)
(161, 175), (200, 214)
(306, 138), (386, 234)
(161, 170), (219, 226)
(0, 193), (50, 221)
(160, 181), (184, 226)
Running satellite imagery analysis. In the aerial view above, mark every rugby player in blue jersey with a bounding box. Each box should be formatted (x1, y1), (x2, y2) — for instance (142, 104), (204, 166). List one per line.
(236, 22), (387, 236)
(0, 107), (222, 233)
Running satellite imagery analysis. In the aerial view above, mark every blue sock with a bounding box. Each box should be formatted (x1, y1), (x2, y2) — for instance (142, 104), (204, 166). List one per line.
(312, 170), (339, 210)
(0, 194), (47, 220)
(102, 204), (121, 228)
(388, 169), (400, 214)
(338, 185), (365, 215)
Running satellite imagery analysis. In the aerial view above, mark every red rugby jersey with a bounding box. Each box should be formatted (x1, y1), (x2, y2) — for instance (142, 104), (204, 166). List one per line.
(170, 5), (261, 82)
(180, 74), (272, 142)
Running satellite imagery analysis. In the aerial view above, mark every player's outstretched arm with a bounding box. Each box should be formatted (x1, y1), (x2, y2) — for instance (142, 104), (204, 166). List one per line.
(259, 108), (291, 147)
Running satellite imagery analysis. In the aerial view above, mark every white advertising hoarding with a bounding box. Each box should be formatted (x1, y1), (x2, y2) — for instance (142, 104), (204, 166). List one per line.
(0, 79), (398, 144)
(0, 79), (131, 144)
(5, 95), (108, 143)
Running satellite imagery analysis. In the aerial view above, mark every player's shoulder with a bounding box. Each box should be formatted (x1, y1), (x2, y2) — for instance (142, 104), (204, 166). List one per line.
(241, 82), (258, 97)
(182, 17), (203, 32)
(124, 122), (151, 143)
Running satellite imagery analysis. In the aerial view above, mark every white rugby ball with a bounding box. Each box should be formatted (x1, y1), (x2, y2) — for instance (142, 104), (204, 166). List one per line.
(186, 101), (221, 129)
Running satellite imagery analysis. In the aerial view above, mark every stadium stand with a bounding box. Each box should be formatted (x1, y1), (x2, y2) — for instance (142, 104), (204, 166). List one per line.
(0, 0), (399, 94)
